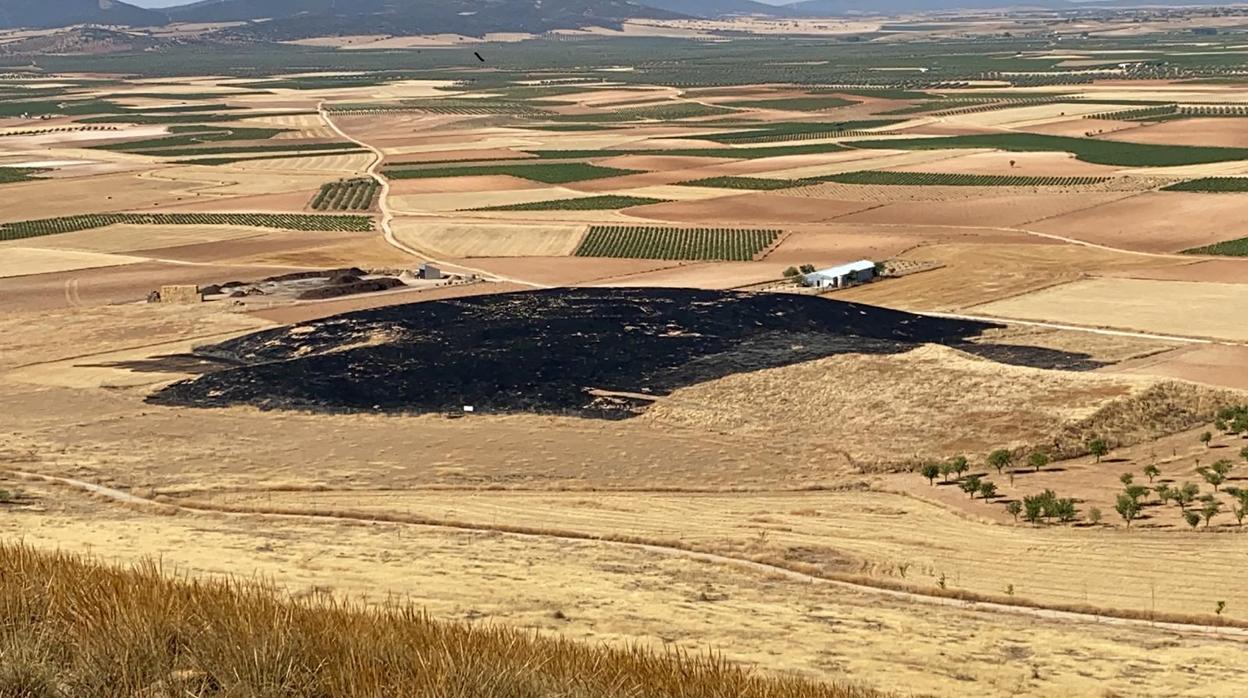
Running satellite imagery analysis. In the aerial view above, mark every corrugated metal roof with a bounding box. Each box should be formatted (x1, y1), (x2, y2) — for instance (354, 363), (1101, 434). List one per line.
(808, 260), (875, 278)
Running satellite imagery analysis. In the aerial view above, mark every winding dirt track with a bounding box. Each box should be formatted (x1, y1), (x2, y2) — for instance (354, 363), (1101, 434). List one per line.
(14, 469), (1248, 640)
(317, 102), (548, 289)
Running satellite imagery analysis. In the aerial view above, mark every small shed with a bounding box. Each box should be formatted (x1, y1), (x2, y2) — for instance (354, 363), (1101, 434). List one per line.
(803, 260), (875, 289)
(418, 263), (442, 280)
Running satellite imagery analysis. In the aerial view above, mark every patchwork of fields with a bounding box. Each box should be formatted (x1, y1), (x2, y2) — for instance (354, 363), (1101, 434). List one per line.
(5, 32), (1248, 698)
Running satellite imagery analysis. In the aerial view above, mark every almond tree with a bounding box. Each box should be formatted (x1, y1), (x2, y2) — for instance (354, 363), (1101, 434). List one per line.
(1234, 490), (1248, 526)
(1089, 438), (1109, 463)
(921, 463), (940, 485)
(1203, 498), (1224, 528)
(987, 449), (1012, 475)
(1005, 500), (1022, 521)
(978, 480), (998, 500)
(1184, 510), (1201, 529)
(1201, 431), (1213, 448)
(1198, 466), (1226, 492)
(1143, 464), (1160, 483)
(1028, 451), (1049, 473)
(960, 475), (982, 499)
(1115, 492), (1140, 528)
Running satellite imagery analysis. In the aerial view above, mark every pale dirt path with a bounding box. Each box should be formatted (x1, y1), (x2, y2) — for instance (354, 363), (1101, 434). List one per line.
(316, 102), (549, 289)
(12, 468), (1248, 641)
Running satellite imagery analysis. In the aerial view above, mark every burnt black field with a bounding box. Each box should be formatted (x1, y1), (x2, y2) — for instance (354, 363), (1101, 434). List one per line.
(150, 288), (1107, 418)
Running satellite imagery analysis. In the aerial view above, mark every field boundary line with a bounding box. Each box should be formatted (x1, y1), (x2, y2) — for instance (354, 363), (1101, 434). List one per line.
(14, 469), (1248, 639)
(925, 310), (1213, 344)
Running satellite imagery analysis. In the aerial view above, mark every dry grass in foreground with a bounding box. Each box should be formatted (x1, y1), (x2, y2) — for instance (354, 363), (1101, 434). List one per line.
(0, 542), (884, 698)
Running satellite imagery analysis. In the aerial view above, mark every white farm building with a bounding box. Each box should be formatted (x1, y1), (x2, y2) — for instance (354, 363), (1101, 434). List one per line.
(803, 260), (876, 289)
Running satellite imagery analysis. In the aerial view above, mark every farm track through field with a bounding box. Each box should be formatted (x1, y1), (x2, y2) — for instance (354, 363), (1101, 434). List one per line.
(12, 468), (1248, 640)
(317, 101), (548, 289)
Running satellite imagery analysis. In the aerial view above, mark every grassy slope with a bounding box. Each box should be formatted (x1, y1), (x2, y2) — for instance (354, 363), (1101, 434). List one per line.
(847, 133), (1248, 167)
(0, 543), (880, 698)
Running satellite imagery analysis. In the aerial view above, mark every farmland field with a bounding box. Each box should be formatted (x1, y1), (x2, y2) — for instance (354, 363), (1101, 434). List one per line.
(1185, 236), (1248, 256)
(310, 178), (380, 210)
(574, 226), (781, 260)
(383, 163), (638, 183)
(1162, 177), (1248, 192)
(848, 133), (1248, 167)
(815, 171), (1113, 187)
(0, 212), (373, 241)
(470, 195), (666, 211)
(9, 22), (1248, 698)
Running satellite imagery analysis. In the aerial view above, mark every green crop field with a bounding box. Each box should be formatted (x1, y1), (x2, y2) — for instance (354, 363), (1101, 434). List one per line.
(1161, 177), (1248, 192)
(383, 163), (637, 184)
(469, 195), (665, 211)
(0, 167), (42, 185)
(574, 225), (781, 261)
(693, 120), (902, 144)
(91, 126), (288, 153)
(616, 102), (731, 120)
(0, 99), (126, 117)
(0, 212), (373, 241)
(172, 148), (367, 165)
(81, 111), (313, 125)
(847, 133), (1248, 167)
(138, 142), (361, 158)
(1184, 237), (1248, 256)
(678, 176), (802, 190)
(719, 97), (858, 111)
(311, 178), (380, 211)
(526, 142), (848, 160)
(814, 171), (1112, 186)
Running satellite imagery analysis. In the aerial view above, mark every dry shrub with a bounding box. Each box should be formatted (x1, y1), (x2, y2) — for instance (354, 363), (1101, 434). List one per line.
(0, 542), (884, 698)
(1053, 381), (1241, 458)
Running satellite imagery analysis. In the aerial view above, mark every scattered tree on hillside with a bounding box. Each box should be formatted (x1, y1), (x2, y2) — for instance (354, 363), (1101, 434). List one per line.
(782, 266), (799, 278)
(1155, 484), (1174, 506)
(1115, 492), (1141, 527)
(1184, 509), (1202, 529)
(1088, 507), (1102, 525)
(1005, 500), (1022, 522)
(1234, 489), (1248, 526)
(1176, 482), (1200, 510)
(1213, 459), (1234, 478)
(1143, 464), (1160, 483)
(921, 462), (940, 485)
(960, 475), (982, 498)
(1203, 498), (1224, 528)
(1023, 495), (1045, 524)
(1198, 465), (1227, 492)
(950, 455), (969, 479)
(1216, 418), (1228, 433)
(1120, 472), (1134, 486)
(939, 461), (956, 483)
(978, 481), (998, 500)
(1029, 451), (1049, 473)
(1089, 438), (1109, 463)
(1201, 431), (1214, 448)
(987, 449), (1012, 475)
(1124, 484), (1150, 504)
(1053, 497), (1077, 523)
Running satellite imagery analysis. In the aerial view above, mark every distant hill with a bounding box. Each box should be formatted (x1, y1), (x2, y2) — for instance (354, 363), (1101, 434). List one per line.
(0, 0), (166, 28)
(638, 0), (799, 17)
(0, 25), (165, 54)
(168, 0), (685, 39)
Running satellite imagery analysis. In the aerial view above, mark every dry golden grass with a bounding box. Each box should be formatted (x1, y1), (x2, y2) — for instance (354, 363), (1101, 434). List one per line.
(0, 542), (882, 698)
(391, 219), (587, 257)
(973, 278), (1248, 342)
(641, 344), (1230, 467)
